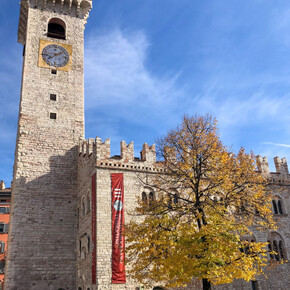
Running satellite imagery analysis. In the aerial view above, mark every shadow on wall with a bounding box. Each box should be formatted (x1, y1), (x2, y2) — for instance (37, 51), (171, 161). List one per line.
(6, 146), (79, 290)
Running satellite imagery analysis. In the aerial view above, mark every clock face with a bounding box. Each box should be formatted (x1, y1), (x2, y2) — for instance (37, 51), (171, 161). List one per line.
(41, 44), (69, 68)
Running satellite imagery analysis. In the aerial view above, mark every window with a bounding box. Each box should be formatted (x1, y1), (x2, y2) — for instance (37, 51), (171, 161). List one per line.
(0, 259), (5, 274)
(87, 236), (90, 253)
(47, 18), (66, 40)
(50, 94), (57, 101)
(251, 280), (259, 290)
(272, 197), (285, 215)
(0, 223), (8, 233)
(0, 242), (5, 254)
(267, 232), (287, 261)
(148, 192), (155, 206)
(272, 200), (278, 214)
(0, 207), (9, 214)
(141, 192), (147, 203)
(241, 236), (256, 254)
(51, 69), (57, 75)
(50, 113), (57, 119)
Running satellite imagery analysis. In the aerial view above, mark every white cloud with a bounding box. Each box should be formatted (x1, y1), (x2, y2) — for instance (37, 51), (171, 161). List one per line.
(84, 29), (184, 126)
(262, 142), (290, 148)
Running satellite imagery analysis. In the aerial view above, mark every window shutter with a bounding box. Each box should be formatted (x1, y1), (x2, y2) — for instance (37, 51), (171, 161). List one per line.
(6, 207), (10, 214)
(3, 223), (9, 233)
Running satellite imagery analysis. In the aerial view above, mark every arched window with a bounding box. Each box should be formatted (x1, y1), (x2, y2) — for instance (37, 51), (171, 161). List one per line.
(272, 196), (285, 215)
(272, 200), (278, 214)
(279, 240), (284, 260)
(273, 240), (279, 261)
(47, 18), (66, 39)
(142, 192), (147, 203)
(241, 235), (256, 254)
(277, 200), (283, 214)
(149, 192), (155, 206)
(267, 232), (287, 261)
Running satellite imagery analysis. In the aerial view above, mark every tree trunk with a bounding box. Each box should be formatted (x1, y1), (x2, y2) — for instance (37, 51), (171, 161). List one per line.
(203, 278), (211, 290)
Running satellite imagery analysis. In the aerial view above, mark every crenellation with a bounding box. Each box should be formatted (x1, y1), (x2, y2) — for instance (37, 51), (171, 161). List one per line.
(274, 156), (289, 175)
(121, 140), (134, 162)
(96, 137), (111, 161)
(256, 155), (270, 175)
(141, 143), (156, 163)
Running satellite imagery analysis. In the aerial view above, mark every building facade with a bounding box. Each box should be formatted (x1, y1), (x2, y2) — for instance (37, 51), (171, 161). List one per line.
(0, 181), (11, 290)
(4, 1), (290, 290)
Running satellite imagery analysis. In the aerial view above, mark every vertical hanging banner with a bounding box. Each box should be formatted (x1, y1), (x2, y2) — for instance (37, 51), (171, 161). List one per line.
(91, 173), (96, 284)
(111, 173), (126, 283)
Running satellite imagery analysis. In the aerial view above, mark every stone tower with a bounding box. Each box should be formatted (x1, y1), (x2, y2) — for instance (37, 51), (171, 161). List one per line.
(5, 1), (92, 289)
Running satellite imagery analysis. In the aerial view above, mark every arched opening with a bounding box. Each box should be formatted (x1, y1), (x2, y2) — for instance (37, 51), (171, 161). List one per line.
(149, 192), (155, 206)
(142, 192), (147, 203)
(272, 196), (285, 215)
(47, 18), (66, 39)
(241, 235), (256, 254)
(153, 287), (165, 290)
(272, 200), (278, 214)
(267, 232), (287, 261)
(78, 288), (82, 290)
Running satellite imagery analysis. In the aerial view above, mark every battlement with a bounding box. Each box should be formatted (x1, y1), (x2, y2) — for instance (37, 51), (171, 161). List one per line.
(256, 156), (289, 181)
(78, 137), (161, 172)
(18, 0), (93, 44)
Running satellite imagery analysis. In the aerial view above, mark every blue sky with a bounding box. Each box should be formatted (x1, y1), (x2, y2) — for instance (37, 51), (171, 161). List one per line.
(1, 0), (290, 186)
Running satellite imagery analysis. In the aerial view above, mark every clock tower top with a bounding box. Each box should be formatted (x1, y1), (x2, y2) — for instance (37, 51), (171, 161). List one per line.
(18, 0), (93, 45)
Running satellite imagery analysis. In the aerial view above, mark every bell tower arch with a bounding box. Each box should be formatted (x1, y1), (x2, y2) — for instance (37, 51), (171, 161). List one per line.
(5, 1), (92, 289)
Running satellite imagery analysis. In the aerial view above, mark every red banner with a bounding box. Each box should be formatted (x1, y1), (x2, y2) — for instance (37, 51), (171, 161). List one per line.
(91, 173), (96, 284)
(111, 173), (126, 283)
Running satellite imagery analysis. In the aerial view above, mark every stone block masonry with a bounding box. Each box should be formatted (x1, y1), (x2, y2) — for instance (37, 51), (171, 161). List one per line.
(5, 1), (92, 289)
(77, 137), (290, 290)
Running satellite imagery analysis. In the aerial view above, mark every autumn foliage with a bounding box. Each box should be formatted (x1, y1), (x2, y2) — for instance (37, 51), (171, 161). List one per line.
(126, 115), (276, 289)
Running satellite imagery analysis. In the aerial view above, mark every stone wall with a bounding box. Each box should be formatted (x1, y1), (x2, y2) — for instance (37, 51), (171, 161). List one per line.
(77, 138), (290, 290)
(5, 1), (92, 289)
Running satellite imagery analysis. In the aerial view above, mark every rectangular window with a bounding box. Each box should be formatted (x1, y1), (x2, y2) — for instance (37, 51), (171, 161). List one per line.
(50, 94), (57, 101)
(0, 207), (5, 214)
(251, 280), (259, 290)
(0, 242), (5, 253)
(50, 113), (57, 119)
(0, 200), (6, 203)
(51, 69), (57, 75)
(0, 260), (5, 274)
(0, 224), (4, 233)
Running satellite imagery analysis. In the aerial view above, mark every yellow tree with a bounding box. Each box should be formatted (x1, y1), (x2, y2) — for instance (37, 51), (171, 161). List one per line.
(126, 115), (276, 290)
